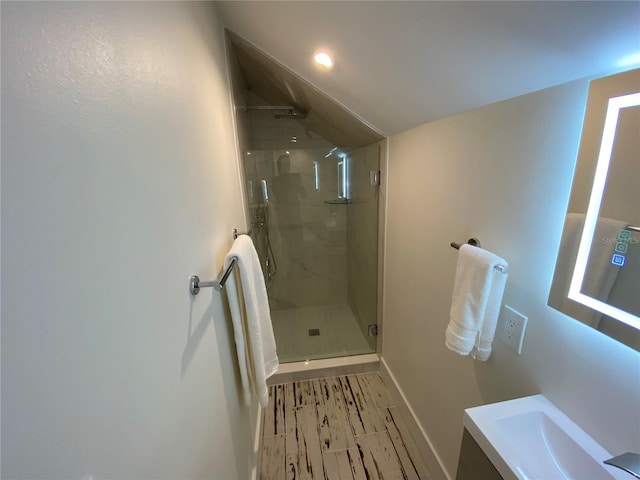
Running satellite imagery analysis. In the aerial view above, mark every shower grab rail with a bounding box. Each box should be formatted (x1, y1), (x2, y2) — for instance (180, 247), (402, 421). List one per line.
(189, 228), (250, 295)
(450, 238), (508, 273)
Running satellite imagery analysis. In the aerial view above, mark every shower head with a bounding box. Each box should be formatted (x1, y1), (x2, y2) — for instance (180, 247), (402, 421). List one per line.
(274, 109), (308, 120)
(241, 104), (308, 120)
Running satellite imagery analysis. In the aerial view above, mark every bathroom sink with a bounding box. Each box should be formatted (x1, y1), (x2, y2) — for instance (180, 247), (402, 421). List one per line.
(494, 411), (613, 479)
(464, 394), (632, 480)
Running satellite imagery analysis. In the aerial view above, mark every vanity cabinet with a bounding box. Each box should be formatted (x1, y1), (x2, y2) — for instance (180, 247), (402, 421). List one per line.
(456, 428), (503, 480)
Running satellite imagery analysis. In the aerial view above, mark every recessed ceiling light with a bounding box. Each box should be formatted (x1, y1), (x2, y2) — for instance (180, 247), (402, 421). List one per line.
(314, 51), (334, 69)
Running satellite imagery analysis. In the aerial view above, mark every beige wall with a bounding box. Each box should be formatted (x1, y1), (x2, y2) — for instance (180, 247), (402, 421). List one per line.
(2, 2), (257, 478)
(383, 79), (640, 477)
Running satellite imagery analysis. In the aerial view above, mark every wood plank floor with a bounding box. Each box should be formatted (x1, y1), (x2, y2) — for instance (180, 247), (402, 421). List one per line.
(259, 372), (428, 480)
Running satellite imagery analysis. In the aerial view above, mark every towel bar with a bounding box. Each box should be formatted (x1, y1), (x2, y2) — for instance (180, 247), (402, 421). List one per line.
(451, 238), (481, 249)
(189, 258), (237, 295)
(190, 228), (249, 295)
(450, 238), (508, 273)
(233, 227), (252, 238)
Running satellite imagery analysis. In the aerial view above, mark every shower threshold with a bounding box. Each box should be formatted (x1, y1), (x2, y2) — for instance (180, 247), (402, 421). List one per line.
(267, 353), (379, 385)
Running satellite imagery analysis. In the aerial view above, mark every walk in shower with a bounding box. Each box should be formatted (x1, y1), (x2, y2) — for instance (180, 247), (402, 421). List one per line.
(227, 32), (384, 363)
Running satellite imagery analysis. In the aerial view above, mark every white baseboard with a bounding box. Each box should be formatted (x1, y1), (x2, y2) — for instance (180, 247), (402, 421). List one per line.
(380, 357), (452, 480)
(250, 403), (262, 480)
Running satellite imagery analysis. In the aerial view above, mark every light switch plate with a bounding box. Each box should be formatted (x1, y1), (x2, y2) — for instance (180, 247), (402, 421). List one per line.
(500, 305), (528, 354)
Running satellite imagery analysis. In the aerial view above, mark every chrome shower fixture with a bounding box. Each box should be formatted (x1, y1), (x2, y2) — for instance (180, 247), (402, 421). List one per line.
(273, 109), (308, 120)
(239, 104), (308, 120)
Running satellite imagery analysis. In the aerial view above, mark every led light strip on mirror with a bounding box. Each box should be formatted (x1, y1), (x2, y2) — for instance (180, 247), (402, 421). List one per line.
(568, 91), (640, 330)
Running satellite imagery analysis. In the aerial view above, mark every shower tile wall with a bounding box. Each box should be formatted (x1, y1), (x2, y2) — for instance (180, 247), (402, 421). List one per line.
(244, 149), (348, 310)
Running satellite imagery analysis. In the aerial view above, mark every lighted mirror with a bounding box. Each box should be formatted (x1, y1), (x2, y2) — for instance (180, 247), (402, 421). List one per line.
(548, 68), (640, 350)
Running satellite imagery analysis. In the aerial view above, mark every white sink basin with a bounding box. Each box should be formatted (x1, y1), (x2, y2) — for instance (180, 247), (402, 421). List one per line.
(464, 394), (632, 480)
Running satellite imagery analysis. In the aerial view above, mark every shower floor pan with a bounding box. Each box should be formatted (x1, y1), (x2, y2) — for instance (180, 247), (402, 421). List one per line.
(270, 303), (375, 364)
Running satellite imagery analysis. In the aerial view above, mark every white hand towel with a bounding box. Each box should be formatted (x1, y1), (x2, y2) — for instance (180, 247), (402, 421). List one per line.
(445, 245), (508, 361)
(224, 235), (279, 407)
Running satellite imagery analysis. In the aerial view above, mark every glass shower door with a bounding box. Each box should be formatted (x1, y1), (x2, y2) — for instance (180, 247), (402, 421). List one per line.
(242, 142), (380, 362)
(345, 143), (380, 352)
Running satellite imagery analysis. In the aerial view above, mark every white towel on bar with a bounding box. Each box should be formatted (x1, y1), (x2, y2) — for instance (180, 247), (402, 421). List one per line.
(224, 235), (279, 407)
(445, 244), (508, 361)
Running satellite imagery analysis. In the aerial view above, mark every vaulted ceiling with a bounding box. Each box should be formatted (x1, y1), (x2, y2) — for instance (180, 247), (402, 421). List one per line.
(217, 1), (640, 136)
(227, 31), (385, 150)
